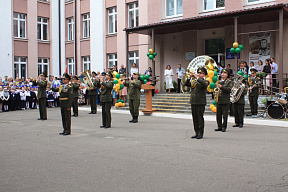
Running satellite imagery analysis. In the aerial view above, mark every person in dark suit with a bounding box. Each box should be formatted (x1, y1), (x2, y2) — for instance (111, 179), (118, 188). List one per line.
(99, 72), (113, 128)
(89, 73), (100, 114)
(185, 67), (209, 139)
(71, 76), (80, 117)
(248, 68), (261, 117)
(215, 68), (233, 132)
(10, 89), (17, 111)
(123, 72), (142, 123)
(33, 72), (48, 120)
(52, 73), (73, 136)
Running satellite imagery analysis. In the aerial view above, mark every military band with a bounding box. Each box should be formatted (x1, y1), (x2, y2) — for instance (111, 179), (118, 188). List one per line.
(123, 72), (142, 123)
(215, 68), (233, 132)
(89, 72), (100, 114)
(185, 67), (208, 139)
(33, 72), (48, 120)
(248, 68), (261, 118)
(51, 73), (73, 136)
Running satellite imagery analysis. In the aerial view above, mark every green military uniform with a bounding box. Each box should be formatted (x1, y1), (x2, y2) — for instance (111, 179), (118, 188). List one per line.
(89, 79), (100, 114)
(248, 76), (261, 116)
(233, 84), (248, 128)
(52, 82), (73, 135)
(33, 79), (47, 120)
(71, 82), (80, 116)
(185, 69), (208, 139)
(216, 77), (233, 132)
(100, 79), (113, 128)
(124, 79), (142, 123)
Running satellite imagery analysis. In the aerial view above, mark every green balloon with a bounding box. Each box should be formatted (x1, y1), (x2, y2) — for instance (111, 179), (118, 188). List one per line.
(147, 52), (150, 57)
(120, 84), (124, 90)
(212, 101), (217, 105)
(145, 74), (150, 80)
(113, 79), (118, 84)
(238, 45), (244, 50)
(116, 74), (120, 79)
(120, 100), (124, 103)
(235, 48), (241, 54)
(140, 75), (145, 80)
(212, 76), (218, 83)
(214, 71), (218, 77)
(116, 99), (121, 103)
(230, 47), (236, 53)
(143, 79), (148, 84)
(209, 82), (216, 89)
(153, 52), (157, 56)
(243, 74), (248, 80)
(237, 71), (244, 76)
(148, 55), (154, 60)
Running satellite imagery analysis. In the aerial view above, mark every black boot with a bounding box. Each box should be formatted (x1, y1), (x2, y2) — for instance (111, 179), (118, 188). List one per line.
(129, 116), (134, 123)
(133, 116), (138, 123)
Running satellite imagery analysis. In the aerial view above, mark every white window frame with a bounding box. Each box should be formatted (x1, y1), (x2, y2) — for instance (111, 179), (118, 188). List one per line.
(38, 58), (49, 76)
(203, 0), (225, 11)
(108, 7), (117, 34)
(83, 13), (90, 38)
(13, 13), (26, 38)
(165, 0), (183, 18)
(247, 0), (275, 5)
(128, 51), (139, 74)
(108, 54), (117, 68)
(14, 57), (27, 79)
(83, 56), (90, 71)
(128, 2), (139, 28)
(67, 17), (74, 41)
(37, 17), (49, 41)
(68, 58), (75, 75)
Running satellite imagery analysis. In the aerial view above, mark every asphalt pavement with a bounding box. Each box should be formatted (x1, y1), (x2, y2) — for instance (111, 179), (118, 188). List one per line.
(1, 107), (288, 192)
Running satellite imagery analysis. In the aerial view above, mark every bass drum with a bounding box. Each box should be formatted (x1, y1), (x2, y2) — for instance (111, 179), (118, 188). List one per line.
(267, 102), (285, 119)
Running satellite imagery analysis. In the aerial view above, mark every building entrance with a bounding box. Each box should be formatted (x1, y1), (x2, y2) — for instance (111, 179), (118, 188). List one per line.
(205, 38), (225, 67)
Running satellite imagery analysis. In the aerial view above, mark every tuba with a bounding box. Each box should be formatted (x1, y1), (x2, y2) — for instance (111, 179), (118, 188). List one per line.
(230, 73), (245, 103)
(83, 70), (94, 90)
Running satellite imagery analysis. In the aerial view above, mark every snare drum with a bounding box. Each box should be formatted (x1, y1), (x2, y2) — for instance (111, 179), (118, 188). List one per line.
(278, 93), (288, 105)
(267, 102), (286, 119)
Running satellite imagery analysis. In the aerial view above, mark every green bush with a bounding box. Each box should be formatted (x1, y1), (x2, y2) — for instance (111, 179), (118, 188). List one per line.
(163, 81), (178, 92)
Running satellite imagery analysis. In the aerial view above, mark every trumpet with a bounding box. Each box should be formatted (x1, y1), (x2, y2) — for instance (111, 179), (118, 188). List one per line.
(214, 87), (220, 103)
(83, 70), (94, 90)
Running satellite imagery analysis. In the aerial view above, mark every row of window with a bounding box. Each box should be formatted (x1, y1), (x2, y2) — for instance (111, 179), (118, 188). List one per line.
(13, 51), (139, 79)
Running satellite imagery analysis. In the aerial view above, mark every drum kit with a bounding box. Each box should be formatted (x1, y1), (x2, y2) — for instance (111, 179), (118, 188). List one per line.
(266, 93), (288, 119)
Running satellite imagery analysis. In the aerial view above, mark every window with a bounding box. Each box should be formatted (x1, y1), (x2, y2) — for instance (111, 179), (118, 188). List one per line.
(68, 58), (75, 75)
(128, 2), (138, 28)
(166, 0), (183, 17)
(14, 57), (27, 79)
(247, 0), (274, 4)
(67, 17), (74, 41)
(37, 17), (49, 41)
(108, 7), (117, 34)
(128, 51), (139, 72)
(83, 56), (90, 72)
(108, 54), (117, 68)
(38, 58), (49, 76)
(203, 0), (225, 11)
(13, 13), (26, 38)
(83, 13), (90, 38)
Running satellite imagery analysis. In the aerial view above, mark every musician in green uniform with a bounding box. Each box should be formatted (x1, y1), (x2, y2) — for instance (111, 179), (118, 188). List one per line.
(99, 72), (113, 128)
(89, 71), (100, 114)
(71, 76), (80, 117)
(232, 79), (248, 128)
(185, 67), (209, 139)
(215, 68), (233, 132)
(124, 72), (142, 123)
(33, 72), (48, 120)
(52, 73), (73, 135)
(248, 68), (261, 118)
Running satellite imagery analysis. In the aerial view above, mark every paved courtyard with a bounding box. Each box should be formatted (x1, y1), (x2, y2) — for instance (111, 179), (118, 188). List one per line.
(1, 107), (288, 192)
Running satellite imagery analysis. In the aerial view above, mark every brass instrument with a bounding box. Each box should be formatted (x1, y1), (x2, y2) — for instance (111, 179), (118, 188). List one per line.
(181, 69), (195, 93)
(214, 87), (220, 103)
(230, 73), (245, 103)
(83, 70), (94, 90)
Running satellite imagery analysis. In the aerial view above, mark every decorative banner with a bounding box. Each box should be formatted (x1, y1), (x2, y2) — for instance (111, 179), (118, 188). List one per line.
(249, 32), (271, 67)
(187, 55), (216, 74)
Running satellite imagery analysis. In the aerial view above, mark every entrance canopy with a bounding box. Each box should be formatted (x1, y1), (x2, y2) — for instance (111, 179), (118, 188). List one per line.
(124, 3), (288, 35)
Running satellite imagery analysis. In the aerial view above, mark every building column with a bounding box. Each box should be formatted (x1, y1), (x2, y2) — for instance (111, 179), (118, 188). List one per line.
(234, 17), (238, 73)
(278, 9), (283, 90)
(152, 29), (156, 85)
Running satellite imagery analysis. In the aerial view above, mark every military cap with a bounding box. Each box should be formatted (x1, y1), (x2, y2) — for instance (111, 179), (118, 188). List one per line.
(40, 72), (48, 77)
(250, 68), (257, 73)
(107, 71), (113, 78)
(197, 67), (207, 75)
(72, 76), (79, 80)
(92, 71), (96, 75)
(101, 72), (106, 76)
(221, 68), (230, 75)
(63, 73), (71, 80)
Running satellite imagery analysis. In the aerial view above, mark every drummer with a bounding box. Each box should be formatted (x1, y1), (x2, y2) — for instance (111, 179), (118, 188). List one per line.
(248, 68), (261, 117)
